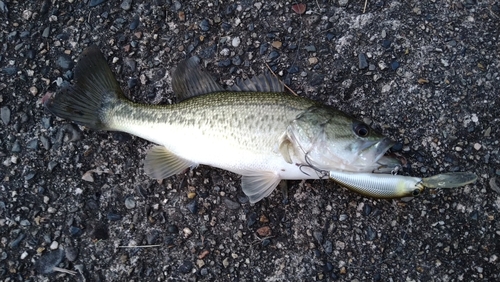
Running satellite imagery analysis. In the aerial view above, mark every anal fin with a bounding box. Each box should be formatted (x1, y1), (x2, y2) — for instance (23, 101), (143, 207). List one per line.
(241, 171), (281, 204)
(144, 146), (197, 180)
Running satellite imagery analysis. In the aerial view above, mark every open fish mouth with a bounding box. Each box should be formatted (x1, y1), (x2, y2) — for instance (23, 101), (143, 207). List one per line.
(373, 139), (403, 173)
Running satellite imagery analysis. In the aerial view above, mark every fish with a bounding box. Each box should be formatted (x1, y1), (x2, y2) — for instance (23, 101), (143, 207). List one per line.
(43, 45), (401, 203)
(328, 170), (477, 198)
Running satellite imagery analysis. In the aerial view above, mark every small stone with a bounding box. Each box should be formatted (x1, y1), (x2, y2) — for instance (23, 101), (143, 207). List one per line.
(378, 61), (388, 70)
(49, 241), (59, 250)
(199, 19), (210, 31)
(89, 0), (107, 7)
(29, 86), (38, 95)
(27, 139), (38, 150)
(129, 17), (139, 30)
(303, 45), (316, 52)
(65, 246), (78, 261)
(267, 50), (280, 61)
(473, 143), (481, 150)
(308, 57), (318, 65)
(120, 0), (132, 10)
(81, 170), (94, 182)
(222, 257), (230, 268)
(178, 260), (193, 274)
(223, 198), (240, 210)
(231, 36), (241, 47)
(186, 200), (198, 214)
(124, 196), (136, 209)
(256, 226), (271, 237)
(1, 106), (10, 125)
(57, 54), (73, 70)
(358, 53), (368, 69)
(167, 224), (179, 234)
(390, 61), (400, 70)
(484, 127), (491, 137)
(183, 227), (192, 237)
(42, 26), (50, 38)
(338, 0), (349, 7)
(271, 41), (282, 49)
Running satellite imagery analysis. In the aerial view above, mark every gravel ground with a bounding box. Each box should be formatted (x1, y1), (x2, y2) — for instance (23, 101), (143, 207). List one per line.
(1, 0), (499, 281)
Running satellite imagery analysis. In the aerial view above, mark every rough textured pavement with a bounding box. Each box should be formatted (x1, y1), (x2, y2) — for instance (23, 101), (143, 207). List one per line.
(0, 0), (499, 281)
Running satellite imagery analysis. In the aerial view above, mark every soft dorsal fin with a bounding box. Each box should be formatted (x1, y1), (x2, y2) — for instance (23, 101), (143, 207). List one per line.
(228, 72), (284, 93)
(171, 56), (225, 101)
(241, 171), (281, 203)
(143, 146), (198, 179)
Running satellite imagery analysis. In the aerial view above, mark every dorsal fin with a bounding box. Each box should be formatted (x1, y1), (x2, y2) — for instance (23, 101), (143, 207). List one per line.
(228, 72), (284, 93)
(171, 56), (225, 101)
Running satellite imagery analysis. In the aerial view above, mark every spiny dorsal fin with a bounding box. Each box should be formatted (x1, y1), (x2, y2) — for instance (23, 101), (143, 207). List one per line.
(143, 146), (197, 179)
(171, 56), (225, 101)
(228, 72), (284, 93)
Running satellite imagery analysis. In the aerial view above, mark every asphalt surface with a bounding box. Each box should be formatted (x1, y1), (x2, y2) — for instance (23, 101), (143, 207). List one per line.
(0, 0), (499, 281)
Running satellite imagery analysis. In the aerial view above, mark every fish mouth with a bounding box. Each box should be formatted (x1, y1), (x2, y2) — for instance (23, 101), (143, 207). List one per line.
(373, 138), (403, 173)
(374, 138), (395, 162)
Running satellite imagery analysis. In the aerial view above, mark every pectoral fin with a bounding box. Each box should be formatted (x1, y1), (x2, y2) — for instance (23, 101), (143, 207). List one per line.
(241, 172), (281, 203)
(144, 146), (197, 179)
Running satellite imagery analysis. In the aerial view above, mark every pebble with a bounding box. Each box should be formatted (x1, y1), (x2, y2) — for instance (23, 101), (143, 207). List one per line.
(199, 19), (210, 31)
(124, 196), (136, 209)
(267, 50), (280, 61)
(365, 226), (376, 241)
(178, 260), (193, 274)
(107, 212), (122, 221)
(288, 65), (299, 74)
(167, 224), (179, 234)
(358, 53), (368, 69)
(120, 0), (132, 10)
(231, 55), (242, 66)
(47, 161), (58, 171)
(382, 39), (392, 48)
(57, 54), (73, 70)
(474, 143), (481, 150)
(256, 226), (271, 237)
(11, 140), (21, 152)
(182, 227), (192, 237)
(390, 61), (400, 70)
(246, 211), (257, 227)
(338, 0), (349, 7)
(303, 45), (316, 52)
(42, 26), (50, 38)
(223, 198), (240, 210)
(308, 57), (318, 65)
(49, 241), (59, 250)
(378, 61), (388, 70)
(186, 200), (198, 214)
(272, 41), (282, 49)
(89, 0), (107, 7)
(26, 139), (38, 150)
(69, 226), (83, 237)
(129, 17), (139, 30)
(65, 246), (78, 261)
(1, 106), (10, 125)
(323, 240), (333, 254)
(231, 36), (241, 47)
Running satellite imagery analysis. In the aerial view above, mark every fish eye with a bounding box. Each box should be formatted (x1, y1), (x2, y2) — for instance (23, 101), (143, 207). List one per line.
(353, 122), (370, 137)
(412, 189), (421, 197)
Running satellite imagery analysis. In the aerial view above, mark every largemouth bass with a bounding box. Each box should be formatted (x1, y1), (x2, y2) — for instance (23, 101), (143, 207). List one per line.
(43, 46), (400, 203)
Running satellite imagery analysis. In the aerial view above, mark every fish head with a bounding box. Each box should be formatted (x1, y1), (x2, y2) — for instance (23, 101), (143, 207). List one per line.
(287, 106), (401, 172)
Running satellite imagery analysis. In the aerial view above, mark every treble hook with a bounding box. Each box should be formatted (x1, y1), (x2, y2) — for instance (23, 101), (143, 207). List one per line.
(297, 152), (329, 179)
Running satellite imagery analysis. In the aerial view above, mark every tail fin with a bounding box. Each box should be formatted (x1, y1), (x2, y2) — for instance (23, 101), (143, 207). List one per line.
(43, 45), (125, 130)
